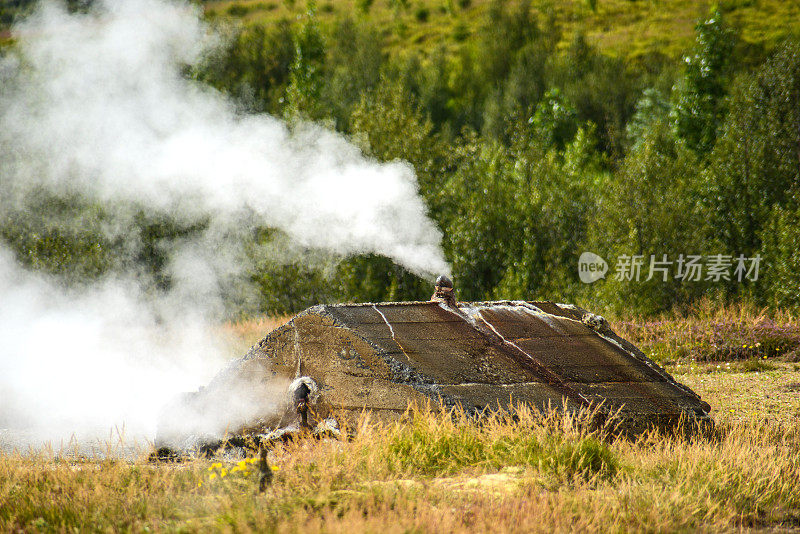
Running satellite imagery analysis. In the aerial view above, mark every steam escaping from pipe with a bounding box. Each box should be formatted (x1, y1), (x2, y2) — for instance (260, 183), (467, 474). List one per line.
(0, 0), (450, 449)
(0, 0), (449, 278)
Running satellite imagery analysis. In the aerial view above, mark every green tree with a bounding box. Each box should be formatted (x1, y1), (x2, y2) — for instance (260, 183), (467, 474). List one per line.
(322, 18), (384, 130)
(529, 88), (579, 152)
(343, 81), (453, 301)
(548, 32), (640, 157)
(626, 88), (671, 150)
(356, 0), (374, 13)
(476, 0), (541, 86)
(705, 42), (800, 260)
(335, 254), (431, 303)
(350, 80), (453, 212)
(760, 203), (800, 310)
(476, 0), (560, 140)
(0, 194), (113, 284)
(284, 3), (327, 121)
(481, 38), (554, 141)
(672, 8), (736, 155)
(702, 42), (800, 306)
(443, 125), (603, 302)
(588, 120), (712, 314)
(194, 22), (295, 114)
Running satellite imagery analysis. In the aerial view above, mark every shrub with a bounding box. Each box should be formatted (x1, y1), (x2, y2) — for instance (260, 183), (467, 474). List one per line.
(226, 4), (250, 16)
(356, 0), (373, 13)
(452, 20), (469, 41)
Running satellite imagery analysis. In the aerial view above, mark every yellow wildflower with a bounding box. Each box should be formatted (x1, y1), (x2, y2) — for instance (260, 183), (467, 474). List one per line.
(209, 473), (217, 480)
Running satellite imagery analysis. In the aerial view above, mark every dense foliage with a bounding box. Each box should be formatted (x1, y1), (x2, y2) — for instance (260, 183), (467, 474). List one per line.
(2, 2), (800, 317)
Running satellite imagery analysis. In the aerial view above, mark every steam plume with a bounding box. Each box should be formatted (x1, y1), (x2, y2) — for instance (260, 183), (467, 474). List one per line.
(0, 0), (449, 448)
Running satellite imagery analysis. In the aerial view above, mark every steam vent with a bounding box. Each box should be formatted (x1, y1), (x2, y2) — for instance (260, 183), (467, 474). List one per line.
(156, 280), (712, 451)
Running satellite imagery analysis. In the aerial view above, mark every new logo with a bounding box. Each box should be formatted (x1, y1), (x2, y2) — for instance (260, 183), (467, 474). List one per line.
(578, 252), (608, 284)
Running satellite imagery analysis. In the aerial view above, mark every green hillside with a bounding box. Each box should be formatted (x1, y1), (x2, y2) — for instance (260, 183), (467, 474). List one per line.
(3, 1), (799, 59)
(203, 0), (800, 60)
(4, 0), (800, 317)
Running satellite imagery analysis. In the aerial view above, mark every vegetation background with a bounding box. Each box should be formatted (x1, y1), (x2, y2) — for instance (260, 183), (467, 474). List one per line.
(3, 5), (800, 531)
(2, 0), (800, 318)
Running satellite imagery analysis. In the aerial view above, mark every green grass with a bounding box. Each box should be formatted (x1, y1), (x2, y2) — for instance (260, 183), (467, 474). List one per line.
(382, 405), (618, 479)
(202, 0), (800, 60)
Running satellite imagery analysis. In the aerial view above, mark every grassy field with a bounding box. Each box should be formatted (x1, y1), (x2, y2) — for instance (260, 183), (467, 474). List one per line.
(2, 306), (800, 532)
(2, 0), (800, 58)
(203, 0), (800, 60)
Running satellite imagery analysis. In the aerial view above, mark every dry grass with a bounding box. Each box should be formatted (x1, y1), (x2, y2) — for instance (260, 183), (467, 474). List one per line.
(615, 300), (800, 365)
(1, 402), (800, 532)
(218, 314), (291, 354)
(678, 363), (800, 425)
(4, 308), (800, 532)
(223, 315), (290, 341)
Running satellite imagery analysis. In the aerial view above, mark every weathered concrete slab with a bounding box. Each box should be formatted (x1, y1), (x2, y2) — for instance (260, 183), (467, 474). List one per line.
(156, 300), (712, 450)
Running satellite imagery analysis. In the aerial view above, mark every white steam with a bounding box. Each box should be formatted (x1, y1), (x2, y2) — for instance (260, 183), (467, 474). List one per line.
(0, 0), (449, 449)
(1, 0), (448, 276)
(0, 249), (228, 444)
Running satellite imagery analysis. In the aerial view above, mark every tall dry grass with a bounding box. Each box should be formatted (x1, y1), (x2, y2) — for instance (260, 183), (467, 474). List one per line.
(217, 315), (291, 356)
(223, 315), (290, 341)
(614, 300), (800, 364)
(2, 404), (799, 532)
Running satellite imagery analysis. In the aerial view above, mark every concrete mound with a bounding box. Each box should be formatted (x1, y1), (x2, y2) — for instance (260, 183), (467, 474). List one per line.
(155, 300), (712, 452)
